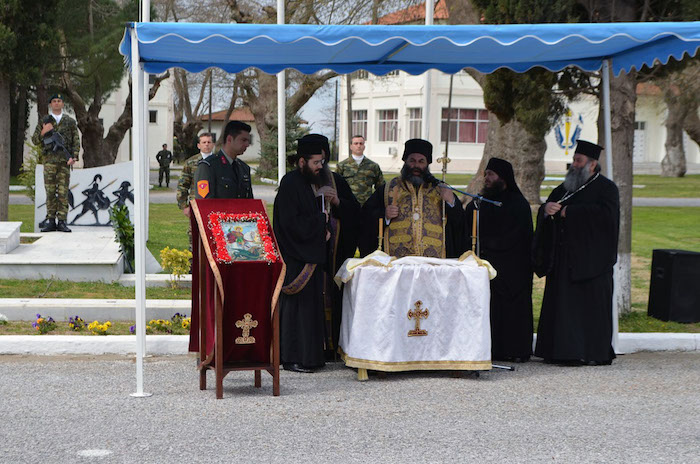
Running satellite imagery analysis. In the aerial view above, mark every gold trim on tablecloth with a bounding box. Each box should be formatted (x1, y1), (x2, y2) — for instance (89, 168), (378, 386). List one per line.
(339, 348), (492, 372)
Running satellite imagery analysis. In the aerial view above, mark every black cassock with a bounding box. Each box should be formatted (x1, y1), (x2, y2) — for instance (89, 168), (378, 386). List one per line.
(273, 169), (360, 368)
(533, 174), (619, 364)
(359, 183), (464, 258)
(466, 189), (533, 361)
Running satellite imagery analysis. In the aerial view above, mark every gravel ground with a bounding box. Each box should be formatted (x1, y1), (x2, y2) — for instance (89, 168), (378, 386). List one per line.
(1, 352), (698, 464)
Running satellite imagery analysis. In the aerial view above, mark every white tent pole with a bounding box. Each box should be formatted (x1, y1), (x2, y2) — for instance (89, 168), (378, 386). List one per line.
(421, 0), (434, 142)
(130, 25), (151, 398)
(277, 0), (286, 184)
(140, 0), (151, 360)
(602, 58), (619, 353)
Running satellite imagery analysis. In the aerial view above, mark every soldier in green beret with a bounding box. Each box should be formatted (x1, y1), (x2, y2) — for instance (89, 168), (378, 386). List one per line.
(32, 93), (80, 233)
(156, 143), (173, 187)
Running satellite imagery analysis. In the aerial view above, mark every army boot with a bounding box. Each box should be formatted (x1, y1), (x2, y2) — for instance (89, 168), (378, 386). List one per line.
(56, 220), (72, 233)
(41, 218), (57, 232)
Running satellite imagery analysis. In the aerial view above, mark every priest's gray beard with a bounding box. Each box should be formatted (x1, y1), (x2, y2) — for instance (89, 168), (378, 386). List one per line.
(401, 164), (431, 187)
(563, 161), (594, 192)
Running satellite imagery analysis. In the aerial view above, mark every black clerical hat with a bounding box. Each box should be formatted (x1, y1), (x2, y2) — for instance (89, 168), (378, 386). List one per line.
(402, 138), (433, 164)
(305, 134), (331, 161)
(288, 135), (325, 165)
(574, 140), (603, 160)
(485, 157), (522, 195)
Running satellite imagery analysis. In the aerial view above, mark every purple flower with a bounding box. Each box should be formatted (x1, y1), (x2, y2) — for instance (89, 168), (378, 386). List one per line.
(129, 325), (136, 334)
(36, 313), (42, 318)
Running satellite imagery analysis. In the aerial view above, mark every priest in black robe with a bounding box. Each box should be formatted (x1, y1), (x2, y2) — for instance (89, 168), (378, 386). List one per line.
(305, 134), (361, 359)
(533, 140), (620, 366)
(360, 139), (464, 258)
(273, 135), (360, 373)
(466, 158), (533, 362)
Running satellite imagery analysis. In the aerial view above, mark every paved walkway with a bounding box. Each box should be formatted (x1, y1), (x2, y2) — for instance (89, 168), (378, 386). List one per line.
(0, 352), (698, 463)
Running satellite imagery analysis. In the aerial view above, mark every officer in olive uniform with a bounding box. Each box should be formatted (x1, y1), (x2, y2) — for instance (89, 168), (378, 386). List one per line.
(31, 93), (80, 233)
(177, 133), (215, 214)
(194, 121), (253, 200)
(336, 134), (384, 205)
(156, 144), (173, 187)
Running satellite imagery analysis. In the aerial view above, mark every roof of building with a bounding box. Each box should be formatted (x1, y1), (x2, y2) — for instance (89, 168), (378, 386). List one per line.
(636, 83), (663, 96)
(201, 108), (255, 122)
(372, 0), (449, 25)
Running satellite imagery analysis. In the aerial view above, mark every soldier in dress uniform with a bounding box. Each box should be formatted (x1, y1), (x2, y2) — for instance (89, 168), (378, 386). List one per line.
(31, 93), (80, 233)
(156, 144), (173, 187)
(193, 121), (253, 200)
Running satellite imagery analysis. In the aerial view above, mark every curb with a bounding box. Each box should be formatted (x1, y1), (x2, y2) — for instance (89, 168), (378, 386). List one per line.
(0, 333), (697, 356)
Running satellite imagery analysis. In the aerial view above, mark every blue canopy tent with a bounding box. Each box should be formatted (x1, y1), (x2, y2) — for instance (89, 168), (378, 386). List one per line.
(120, 21), (700, 395)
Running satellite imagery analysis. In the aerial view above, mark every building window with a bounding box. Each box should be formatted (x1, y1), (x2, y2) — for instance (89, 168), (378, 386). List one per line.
(149, 110), (158, 123)
(408, 108), (422, 139)
(440, 108), (489, 143)
(211, 133), (217, 143)
(386, 70), (399, 77)
(377, 109), (398, 142)
(355, 70), (369, 79)
(351, 110), (368, 139)
(148, 74), (156, 85)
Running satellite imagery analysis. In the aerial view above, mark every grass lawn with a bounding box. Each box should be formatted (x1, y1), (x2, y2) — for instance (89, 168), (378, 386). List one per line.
(6, 202), (700, 333)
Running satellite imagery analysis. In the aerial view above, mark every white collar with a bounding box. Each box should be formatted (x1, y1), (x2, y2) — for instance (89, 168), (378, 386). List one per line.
(201, 151), (213, 158)
(52, 112), (63, 122)
(352, 154), (364, 164)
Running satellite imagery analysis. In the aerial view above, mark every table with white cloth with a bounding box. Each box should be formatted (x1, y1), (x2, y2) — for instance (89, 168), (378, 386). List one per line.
(335, 253), (493, 380)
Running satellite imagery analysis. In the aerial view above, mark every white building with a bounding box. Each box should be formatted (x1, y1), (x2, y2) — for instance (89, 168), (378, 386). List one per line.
(25, 74), (174, 169)
(200, 108), (262, 162)
(338, 1), (700, 174)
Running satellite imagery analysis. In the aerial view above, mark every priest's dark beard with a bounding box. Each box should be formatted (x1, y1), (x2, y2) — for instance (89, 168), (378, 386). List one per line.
(301, 161), (331, 187)
(400, 164), (431, 187)
(563, 162), (594, 192)
(480, 178), (506, 199)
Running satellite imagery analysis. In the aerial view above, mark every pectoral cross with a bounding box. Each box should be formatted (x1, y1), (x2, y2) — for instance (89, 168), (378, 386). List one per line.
(235, 313), (258, 344)
(407, 300), (429, 337)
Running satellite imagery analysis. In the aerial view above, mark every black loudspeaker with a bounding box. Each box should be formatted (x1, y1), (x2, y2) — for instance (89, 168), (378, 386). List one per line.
(647, 249), (700, 323)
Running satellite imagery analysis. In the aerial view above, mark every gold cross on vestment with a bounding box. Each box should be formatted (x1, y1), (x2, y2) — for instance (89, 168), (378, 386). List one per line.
(235, 313), (259, 344)
(407, 300), (429, 337)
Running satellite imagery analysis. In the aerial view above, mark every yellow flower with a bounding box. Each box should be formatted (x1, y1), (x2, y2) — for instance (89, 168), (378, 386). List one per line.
(37, 318), (44, 323)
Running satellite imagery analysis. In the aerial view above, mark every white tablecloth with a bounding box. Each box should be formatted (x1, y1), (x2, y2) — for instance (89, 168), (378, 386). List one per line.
(337, 254), (492, 371)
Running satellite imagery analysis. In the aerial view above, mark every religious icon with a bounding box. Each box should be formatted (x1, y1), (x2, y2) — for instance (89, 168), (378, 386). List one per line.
(220, 221), (265, 261)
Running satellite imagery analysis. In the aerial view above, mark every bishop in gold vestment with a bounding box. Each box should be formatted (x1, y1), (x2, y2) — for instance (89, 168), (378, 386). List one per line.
(360, 139), (464, 258)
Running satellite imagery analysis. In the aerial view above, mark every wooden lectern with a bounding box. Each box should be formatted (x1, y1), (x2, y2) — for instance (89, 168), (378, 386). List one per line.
(190, 199), (285, 398)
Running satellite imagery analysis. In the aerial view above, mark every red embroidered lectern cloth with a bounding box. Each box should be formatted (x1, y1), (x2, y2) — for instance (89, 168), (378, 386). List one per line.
(189, 199), (285, 364)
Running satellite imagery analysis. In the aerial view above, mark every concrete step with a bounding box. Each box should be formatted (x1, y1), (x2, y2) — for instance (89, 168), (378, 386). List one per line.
(0, 333), (697, 356)
(0, 298), (190, 321)
(118, 273), (192, 288)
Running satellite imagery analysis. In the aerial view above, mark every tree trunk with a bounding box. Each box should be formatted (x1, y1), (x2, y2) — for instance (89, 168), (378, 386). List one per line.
(10, 83), (28, 176)
(466, 113), (546, 205)
(598, 70), (636, 317)
(660, 86), (688, 177)
(682, 100), (700, 147)
(0, 75), (11, 221)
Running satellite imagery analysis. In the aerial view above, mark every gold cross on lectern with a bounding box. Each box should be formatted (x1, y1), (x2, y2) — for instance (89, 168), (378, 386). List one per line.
(407, 300), (429, 337)
(235, 313), (258, 344)
(436, 153), (451, 181)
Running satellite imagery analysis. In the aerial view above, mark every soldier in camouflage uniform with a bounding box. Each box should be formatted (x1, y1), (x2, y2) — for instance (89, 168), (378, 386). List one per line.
(156, 144), (173, 187)
(31, 93), (80, 233)
(176, 133), (214, 249)
(336, 135), (384, 205)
